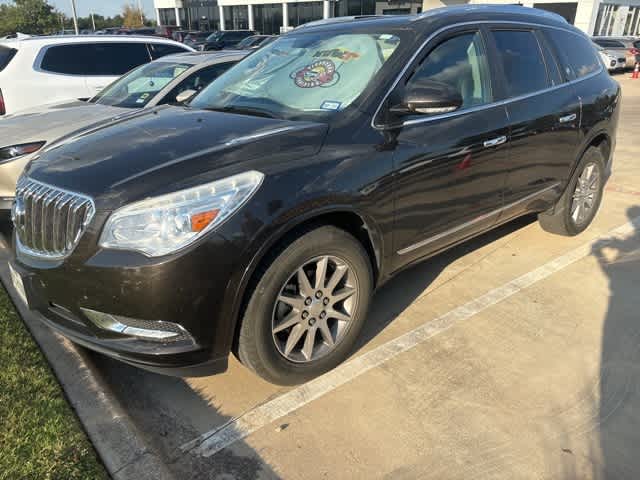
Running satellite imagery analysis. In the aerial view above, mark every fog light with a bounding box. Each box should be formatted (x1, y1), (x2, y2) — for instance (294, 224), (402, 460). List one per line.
(81, 308), (194, 342)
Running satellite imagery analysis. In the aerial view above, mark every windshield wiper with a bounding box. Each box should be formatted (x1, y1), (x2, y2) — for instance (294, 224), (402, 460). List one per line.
(205, 105), (278, 119)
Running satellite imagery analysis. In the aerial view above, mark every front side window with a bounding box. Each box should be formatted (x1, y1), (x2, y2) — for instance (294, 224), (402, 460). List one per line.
(191, 32), (402, 120)
(160, 62), (237, 104)
(148, 43), (189, 60)
(406, 31), (491, 110)
(492, 30), (548, 98)
(92, 61), (191, 107)
(546, 29), (601, 80)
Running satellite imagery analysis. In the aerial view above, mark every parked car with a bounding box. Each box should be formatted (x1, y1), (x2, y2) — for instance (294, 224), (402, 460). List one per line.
(235, 34), (276, 50)
(594, 41), (626, 71)
(0, 35), (194, 115)
(0, 51), (245, 212)
(127, 28), (157, 36)
(202, 30), (257, 50)
(183, 31), (213, 50)
(172, 30), (191, 43)
(10, 6), (620, 385)
(592, 36), (640, 68)
(156, 25), (179, 39)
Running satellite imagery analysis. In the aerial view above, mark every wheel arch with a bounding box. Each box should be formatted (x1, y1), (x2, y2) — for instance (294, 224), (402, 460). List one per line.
(227, 207), (384, 354)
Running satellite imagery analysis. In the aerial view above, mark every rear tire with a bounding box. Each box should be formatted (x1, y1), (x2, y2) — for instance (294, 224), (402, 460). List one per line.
(538, 147), (605, 236)
(237, 225), (373, 385)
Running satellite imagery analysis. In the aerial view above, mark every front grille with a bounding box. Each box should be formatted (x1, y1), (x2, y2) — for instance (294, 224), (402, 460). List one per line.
(13, 177), (95, 259)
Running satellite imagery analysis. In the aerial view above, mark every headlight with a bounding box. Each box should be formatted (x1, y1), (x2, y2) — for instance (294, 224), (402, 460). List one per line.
(0, 141), (46, 163)
(99, 171), (264, 256)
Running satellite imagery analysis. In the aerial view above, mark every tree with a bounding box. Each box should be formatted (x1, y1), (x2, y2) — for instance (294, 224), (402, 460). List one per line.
(0, 0), (58, 36)
(122, 4), (146, 29)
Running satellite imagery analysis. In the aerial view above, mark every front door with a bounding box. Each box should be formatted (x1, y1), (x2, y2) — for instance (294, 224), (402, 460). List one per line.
(386, 28), (510, 270)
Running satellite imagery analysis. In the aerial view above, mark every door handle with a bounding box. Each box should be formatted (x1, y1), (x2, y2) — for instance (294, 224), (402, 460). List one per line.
(483, 135), (507, 148)
(559, 113), (577, 123)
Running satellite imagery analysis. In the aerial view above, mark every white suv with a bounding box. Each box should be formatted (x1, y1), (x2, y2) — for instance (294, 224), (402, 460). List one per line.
(0, 36), (194, 115)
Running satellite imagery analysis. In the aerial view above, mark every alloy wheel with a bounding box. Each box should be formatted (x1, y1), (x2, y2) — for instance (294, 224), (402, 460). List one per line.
(571, 161), (600, 227)
(271, 255), (359, 363)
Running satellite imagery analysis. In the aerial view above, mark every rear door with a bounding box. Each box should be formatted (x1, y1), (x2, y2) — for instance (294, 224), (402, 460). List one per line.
(84, 42), (152, 97)
(389, 27), (510, 268)
(486, 26), (581, 220)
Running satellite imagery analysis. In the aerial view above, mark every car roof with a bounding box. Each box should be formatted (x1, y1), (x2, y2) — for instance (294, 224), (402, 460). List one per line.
(0, 35), (190, 50)
(157, 50), (247, 65)
(296, 5), (569, 34)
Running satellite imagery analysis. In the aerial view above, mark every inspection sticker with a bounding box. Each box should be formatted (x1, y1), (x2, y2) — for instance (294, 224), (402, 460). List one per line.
(320, 100), (342, 111)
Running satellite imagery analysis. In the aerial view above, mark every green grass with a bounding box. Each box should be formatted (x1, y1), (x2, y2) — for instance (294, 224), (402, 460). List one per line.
(0, 287), (108, 480)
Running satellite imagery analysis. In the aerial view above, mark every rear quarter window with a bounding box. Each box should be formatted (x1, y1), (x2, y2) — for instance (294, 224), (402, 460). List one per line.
(0, 46), (17, 72)
(148, 43), (189, 60)
(594, 39), (625, 48)
(545, 29), (601, 80)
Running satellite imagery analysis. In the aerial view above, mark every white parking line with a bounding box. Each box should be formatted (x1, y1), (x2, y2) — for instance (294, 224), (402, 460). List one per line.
(181, 216), (640, 458)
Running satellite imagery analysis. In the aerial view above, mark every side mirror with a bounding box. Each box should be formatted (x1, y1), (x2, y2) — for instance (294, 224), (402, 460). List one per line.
(390, 81), (463, 116)
(175, 89), (198, 104)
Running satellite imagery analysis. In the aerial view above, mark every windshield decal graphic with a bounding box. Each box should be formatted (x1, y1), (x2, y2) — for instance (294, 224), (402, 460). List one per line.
(313, 48), (360, 62)
(291, 60), (340, 88)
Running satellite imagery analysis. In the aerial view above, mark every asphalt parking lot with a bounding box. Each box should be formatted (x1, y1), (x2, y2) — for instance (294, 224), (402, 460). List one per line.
(7, 73), (640, 480)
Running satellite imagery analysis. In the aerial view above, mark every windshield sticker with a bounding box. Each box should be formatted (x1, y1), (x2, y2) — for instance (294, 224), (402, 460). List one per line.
(313, 48), (360, 62)
(320, 100), (342, 111)
(136, 93), (151, 104)
(292, 60), (340, 88)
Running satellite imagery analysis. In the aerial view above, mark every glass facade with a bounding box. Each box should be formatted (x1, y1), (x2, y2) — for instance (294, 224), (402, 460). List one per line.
(254, 4), (284, 34)
(288, 2), (324, 28)
(594, 3), (640, 36)
(184, 0), (220, 30)
(158, 8), (178, 26)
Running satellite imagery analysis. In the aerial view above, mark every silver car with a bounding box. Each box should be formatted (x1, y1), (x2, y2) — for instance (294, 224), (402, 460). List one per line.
(0, 50), (246, 211)
(592, 36), (639, 68)
(594, 42), (626, 71)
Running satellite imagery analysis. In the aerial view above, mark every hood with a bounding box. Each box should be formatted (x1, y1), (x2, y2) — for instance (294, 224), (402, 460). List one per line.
(0, 102), (130, 149)
(26, 106), (328, 209)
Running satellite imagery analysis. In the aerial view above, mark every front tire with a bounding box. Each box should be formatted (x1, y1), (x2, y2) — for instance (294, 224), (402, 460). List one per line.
(237, 225), (373, 385)
(538, 147), (605, 236)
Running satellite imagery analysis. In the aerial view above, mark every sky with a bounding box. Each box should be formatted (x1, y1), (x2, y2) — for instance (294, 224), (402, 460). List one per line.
(0, 0), (156, 18)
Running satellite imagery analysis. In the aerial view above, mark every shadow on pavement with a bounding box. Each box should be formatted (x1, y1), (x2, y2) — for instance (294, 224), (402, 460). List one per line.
(591, 205), (640, 478)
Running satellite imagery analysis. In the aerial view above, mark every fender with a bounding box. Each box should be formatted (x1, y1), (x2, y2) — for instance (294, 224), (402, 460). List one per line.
(218, 202), (386, 354)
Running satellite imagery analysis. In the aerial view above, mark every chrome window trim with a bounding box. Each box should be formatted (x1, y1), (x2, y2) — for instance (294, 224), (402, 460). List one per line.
(397, 183), (560, 255)
(372, 20), (603, 131)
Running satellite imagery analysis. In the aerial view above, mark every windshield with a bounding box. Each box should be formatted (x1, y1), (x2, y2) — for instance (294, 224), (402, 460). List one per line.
(92, 61), (191, 108)
(191, 32), (401, 120)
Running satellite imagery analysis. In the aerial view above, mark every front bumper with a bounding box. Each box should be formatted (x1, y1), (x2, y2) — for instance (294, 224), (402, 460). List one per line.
(10, 230), (241, 376)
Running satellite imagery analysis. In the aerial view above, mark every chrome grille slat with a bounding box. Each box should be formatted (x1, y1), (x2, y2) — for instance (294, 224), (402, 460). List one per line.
(13, 178), (95, 260)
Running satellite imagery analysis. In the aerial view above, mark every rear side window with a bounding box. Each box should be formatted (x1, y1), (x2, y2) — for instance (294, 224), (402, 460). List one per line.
(545, 30), (601, 80)
(0, 46), (17, 72)
(41, 43), (150, 76)
(407, 32), (492, 110)
(491, 30), (548, 98)
(148, 43), (189, 60)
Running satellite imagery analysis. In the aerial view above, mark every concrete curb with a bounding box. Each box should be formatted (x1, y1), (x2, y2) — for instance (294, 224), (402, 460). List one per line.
(0, 254), (175, 480)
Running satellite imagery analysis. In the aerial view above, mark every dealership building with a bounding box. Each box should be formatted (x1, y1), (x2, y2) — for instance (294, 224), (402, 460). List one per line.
(154, 0), (640, 36)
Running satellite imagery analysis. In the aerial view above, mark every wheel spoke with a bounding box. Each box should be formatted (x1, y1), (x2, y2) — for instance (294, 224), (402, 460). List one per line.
(327, 308), (351, 323)
(315, 256), (328, 290)
(297, 267), (314, 297)
(331, 287), (356, 305)
(318, 320), (334, 346)
(284, 323), (305, 356)
(302, 327), (317, 360)
(325, 264), (347, 294)
(273, 311), (301, 333)
(277, 293), (304, 311)
(571, 200), (581, 223)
